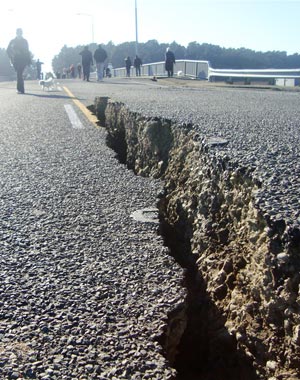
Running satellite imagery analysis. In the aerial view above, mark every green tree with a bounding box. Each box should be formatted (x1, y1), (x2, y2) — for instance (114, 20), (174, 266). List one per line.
(138, 40), (163, 63)
(51, 40), (300, 75)
(110, 41), (136, 68)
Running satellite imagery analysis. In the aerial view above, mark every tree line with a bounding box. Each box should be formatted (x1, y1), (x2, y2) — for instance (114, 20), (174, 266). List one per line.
(51, 40), (300, 73)
(1, 40), (300, 77)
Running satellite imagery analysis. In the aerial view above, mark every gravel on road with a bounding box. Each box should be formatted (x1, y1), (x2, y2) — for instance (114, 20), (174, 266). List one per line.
(0, 82), (184, 379)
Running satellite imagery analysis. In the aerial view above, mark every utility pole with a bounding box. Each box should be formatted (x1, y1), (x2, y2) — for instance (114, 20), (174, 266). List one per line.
(135, 0), (138, 56)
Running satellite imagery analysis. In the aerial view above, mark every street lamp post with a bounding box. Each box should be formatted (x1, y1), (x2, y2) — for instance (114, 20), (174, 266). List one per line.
(76, 13), (94, 43)
(135, 0), (138, 56)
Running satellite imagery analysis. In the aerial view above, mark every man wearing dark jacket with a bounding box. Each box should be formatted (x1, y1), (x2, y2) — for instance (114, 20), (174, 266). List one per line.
(165, 47), (176, 77)
(7, 28), (31, 94)
(94, 44), (107, 81)
(36, 59), (44, 79)
(79, 46), (93, 81)
(133, 55), (142, 76)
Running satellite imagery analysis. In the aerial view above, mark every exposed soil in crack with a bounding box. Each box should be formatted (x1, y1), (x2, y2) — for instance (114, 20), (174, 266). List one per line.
(157, 195), (257, 380)
(92, 97), (258, 379)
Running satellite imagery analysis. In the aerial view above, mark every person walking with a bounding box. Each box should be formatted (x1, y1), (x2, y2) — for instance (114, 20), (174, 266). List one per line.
(62, 68), (67, 79)
(133, 55), (142, 76)
(125, 56), (132, 77)
(36, 59), (44, 80)
(165, 47), (175, 77)
(77, 63), (82, 79)
(70, 64), (75, 78)
(6, 28), (31, 94)
(94, 44), (107, 82)
(79, 46), (93, 81)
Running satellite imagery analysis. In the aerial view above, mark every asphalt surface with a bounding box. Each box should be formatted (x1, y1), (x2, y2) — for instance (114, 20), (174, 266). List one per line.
(0, 76), (299, 379)
(62, 76), (300, 229)
(0, 80), (184, 379)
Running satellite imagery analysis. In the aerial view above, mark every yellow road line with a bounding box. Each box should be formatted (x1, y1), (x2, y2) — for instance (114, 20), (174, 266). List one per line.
(63, 86), (99, 127)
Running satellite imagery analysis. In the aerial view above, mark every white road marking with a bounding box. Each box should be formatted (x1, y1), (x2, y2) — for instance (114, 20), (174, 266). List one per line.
(64, 104), (84, 129)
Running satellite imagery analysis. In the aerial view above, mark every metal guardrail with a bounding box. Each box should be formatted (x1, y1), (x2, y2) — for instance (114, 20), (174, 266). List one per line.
(209, 67), (300, 79)
(112, 60), (300, 82)
(112, 60), (210, 79)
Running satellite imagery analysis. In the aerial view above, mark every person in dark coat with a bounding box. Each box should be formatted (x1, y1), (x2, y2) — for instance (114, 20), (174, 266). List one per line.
(125, 56), (132, 77)
(165, 47), (175, 77)
(36, 59), (44, 79)
(79, 46), (93, 81)
(133, 55), (142, 76)
(6, 28), (31, 94)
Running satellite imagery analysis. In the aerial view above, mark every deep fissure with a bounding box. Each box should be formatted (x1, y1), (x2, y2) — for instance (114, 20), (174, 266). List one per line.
(92, 100), (257, 380)
(157, 196), (256, 380)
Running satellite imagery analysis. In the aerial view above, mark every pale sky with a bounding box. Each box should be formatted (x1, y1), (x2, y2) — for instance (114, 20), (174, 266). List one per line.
(1, 0), (300, 72)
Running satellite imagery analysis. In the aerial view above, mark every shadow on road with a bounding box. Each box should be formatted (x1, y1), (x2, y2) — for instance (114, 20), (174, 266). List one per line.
(24, 92), (73, 99)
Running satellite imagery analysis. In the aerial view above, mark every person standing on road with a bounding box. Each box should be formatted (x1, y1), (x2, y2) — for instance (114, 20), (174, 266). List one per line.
(165, 47), (175, 77)
(70, 64), (75, 78)
(133, 55), (142, 76)
(94, 44), (107, 82)
(79, 46), (93, 81)
(125, 56), (131, 77)
(6, 28), (31, 94)
(77, 62), (82, 79)
(36, 59), (44, 80)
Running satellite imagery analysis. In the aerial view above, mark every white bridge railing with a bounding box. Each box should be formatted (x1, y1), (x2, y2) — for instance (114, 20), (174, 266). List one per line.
(209, 67), (300, 79)
(112, 60), (300, 82)
(112, 60), (210, 79)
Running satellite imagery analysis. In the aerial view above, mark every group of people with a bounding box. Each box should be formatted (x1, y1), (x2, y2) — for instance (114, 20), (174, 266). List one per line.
(6, 27), (177, 94)
(124, 49), (175, 78)
(124, 55), (143, 77)
(57, 64), (81, 79)
(77, 45), (113, 81)
(79, 45), (144, 80)
(56, 48), (174, 81)
(76, 45), (107, 81)
(79, 44), (108, 82)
